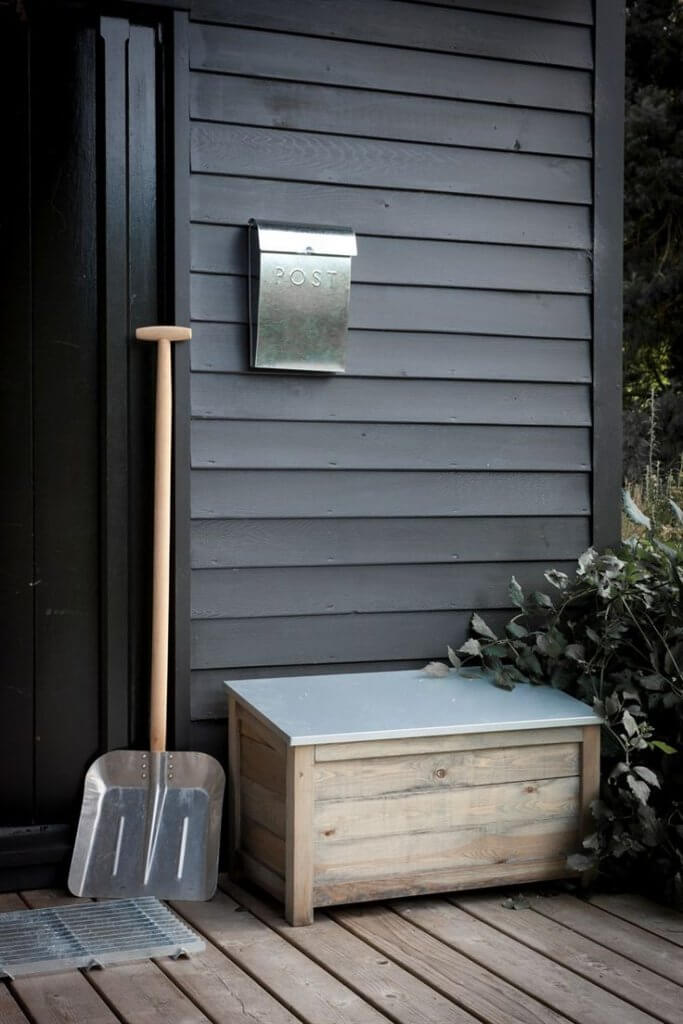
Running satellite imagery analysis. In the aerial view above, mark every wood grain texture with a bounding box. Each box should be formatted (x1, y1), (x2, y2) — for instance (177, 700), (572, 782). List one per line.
(331, 903), (574, 1024)
(191, 175), (592, 249)
(454, 893), (683, 1024)
(0, 987), (29, 1024)
(221, 880), (479, 1024)
(242, 818), (286, 876)
(580, 723), (601, 839)
(239, 851), (286, 902)
(242, 777), (286, 838)
(191, 374), (591, 426)
(316, 728), (584, 762)
(191, 470), (591, 520)
(314, 743), (581, 800)
(175, 888), (390, 1024)
(189, 324), (592, 383)
(392, 898), (658, 1024)
(191, 561), (578, 619)
(191, 124), (591, 205)
(190, 516), (591, 570)
(190, 24), (592, 110)
(192, 1), (593, 68)
(191, 75), (592, 158)
(285, 745), (315, 926)
(588, 894), (683, 947)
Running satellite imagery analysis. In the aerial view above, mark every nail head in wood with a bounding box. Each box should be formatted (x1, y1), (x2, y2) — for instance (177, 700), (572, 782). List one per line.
(135, 325), (192, 342)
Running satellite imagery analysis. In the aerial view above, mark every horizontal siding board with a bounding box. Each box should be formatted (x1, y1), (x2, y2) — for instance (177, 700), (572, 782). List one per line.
(190, 74), (592, 158)
(191, 421), (591, 470)
(191, 275), (592, 339)
(190, 226), (592, 294)
(191, 1), (593, 69)
(190, 26), (592, 112)
(191, 608), (513, 669)
(191, 374), (591, 426)
(191, 123), (592, 204)
(191, 561), (576, 618)
(191, 469), (591, 518)
(191, 176), (592, 249)
(190, 324), (592, 383)
(191, 516), (591, 568)
(406, 0), (592, 23)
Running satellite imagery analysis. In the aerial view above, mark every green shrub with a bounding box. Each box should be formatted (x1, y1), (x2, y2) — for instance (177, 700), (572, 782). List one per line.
(443, 494), (683, 906)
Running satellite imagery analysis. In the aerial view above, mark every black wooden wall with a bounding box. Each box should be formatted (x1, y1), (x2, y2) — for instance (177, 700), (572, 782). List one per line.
(185, 0), (600, 725)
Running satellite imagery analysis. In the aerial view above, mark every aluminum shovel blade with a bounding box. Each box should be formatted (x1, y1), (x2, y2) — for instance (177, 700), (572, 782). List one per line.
(68, 750), (225, 900)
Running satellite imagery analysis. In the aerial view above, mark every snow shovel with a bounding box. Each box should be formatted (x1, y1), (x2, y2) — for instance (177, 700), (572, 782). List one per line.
(68, 325), (225, 900)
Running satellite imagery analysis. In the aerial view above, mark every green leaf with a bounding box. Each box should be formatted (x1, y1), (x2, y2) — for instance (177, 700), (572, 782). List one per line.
(447, 646), (461, 669)
(458, 638), (482, 657)
(508, 576), (525, 609)
(622, 489), (652, 530)
(565, 643), (586, 663)
(423, 661), (450, 678)
(544, 569), (569, 591)
(505, 620), (528, 639)
(634, 765), (660, 788)
(651, 740), (677, 755)
(470, 613), (498, 641)
(531, 591), (554, 610)
(626, 774), (650, 803)
(622, 708), (638, 737)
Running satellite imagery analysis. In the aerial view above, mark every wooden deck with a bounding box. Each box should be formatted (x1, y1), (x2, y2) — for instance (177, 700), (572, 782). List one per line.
(1, 880), (682, 1024)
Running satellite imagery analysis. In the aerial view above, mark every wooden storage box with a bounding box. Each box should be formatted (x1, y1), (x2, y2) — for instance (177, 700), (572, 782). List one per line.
(226, 671), (601, 925)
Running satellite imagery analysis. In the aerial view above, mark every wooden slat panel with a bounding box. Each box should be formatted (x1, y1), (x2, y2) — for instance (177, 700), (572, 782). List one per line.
(456, 893), (683, 1024)
(191, 124), (591, 204)
(0, 986), (29, 1024)
(191, 275), (592, 338)
(332, 903), (574, 1024)
(314, 743), (581, 800)
(391, 898), (658, 1024)
(192, 422), (590, 471)
(191, 609), (512, 669)
(190, 25), (592, 111)
(174, 889), (389, 1024)
(191, 227), (592, 293)
(190, 324), (592, 383)
(317, 728), (584, 762)
(191, 561), (577, 619)
(242, 817), (286, 875)
(191, 176), (592, 249)
(192, 1), (593, 68)
(191, 516), (591, 569)
(241, 777), (286, 837)
(191, 75), (592, 158)
(191, 375), (592, 425)
(588, 894), (683, 947)
(407, 0), (592, 21)
(314, 776), (580, 842)
(241, 736), (286, 796)
(191, 470), (591, 519)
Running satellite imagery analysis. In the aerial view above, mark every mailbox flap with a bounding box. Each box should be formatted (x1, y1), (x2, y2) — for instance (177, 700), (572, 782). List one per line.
(250, 219), (357, 257)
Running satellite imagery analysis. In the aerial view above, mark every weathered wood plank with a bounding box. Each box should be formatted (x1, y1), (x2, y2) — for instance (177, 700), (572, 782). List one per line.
(240, 705), (286, 751)
(191, 470), (591, 520)
(191, 175), (592, 249)
(285, 745), (315, 926)
(239, 851), (286, 902)
(532, 894), (683, 986)
(588, 894), (683, 947)
(580, 723), (600, 839)
(191, 609), (512, 669)
(191, 561), (578, 619)
(313, 776), (580, 842)
(0, 987), (29, 1024)
(190, 25), (592, 111)
(241, 735), (286, 795)
(407, 0), (592, 21)
(314, 743), (580, 800)
(173, 889), (390, 1023)
(220, 880), (480, 1023)
(242, 818), (286, 876)
(242, 777), (286, 838)
(189, 324), (592, 383)
(391, 898), (659, 1024)
(192, 1), (593, 68)
(191, 374), (591, 426)
(192, 421), (591, 471)
(191, 226), (592, 293)
(317, 728), (584, 763)
(191, 274), (592, 338)
(331, 903), (574, 1024)
(455, 893), (683, 1024)
(190, 76), (592, 158)
(191, 124), (592, 205)
(190, 516), (590, 570)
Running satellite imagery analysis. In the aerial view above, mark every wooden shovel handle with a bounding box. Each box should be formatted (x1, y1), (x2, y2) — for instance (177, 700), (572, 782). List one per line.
(136, 325), (191, 752)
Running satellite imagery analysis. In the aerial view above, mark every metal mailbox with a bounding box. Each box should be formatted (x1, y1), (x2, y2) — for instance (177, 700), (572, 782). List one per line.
(248, 220), (356, 373)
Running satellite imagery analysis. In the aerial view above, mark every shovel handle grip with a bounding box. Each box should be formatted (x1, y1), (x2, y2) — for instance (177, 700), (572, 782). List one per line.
(136, 325), (191, 752)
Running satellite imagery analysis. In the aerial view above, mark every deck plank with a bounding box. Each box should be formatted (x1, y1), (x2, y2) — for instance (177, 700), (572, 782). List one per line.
(331, 903), (573, 1024)
(533, 893), (683, 986)
(222, 880), (479, 1024)
(173, 890), (390, 1023)
(454, 892), (683, 1024)
(589, 894), (683, 948)
(391, 897), (661, 1024)
(0, 985), (30, 1024)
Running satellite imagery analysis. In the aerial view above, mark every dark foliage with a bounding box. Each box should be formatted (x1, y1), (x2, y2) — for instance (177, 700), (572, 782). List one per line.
(437, 496), (683, 907)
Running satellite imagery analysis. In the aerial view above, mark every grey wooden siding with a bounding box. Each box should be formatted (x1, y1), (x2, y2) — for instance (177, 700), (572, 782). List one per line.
(187, 0), (594, 720)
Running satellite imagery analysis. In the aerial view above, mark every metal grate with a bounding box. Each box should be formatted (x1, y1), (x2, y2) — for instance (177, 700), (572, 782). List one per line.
(0, 898), (204, 978)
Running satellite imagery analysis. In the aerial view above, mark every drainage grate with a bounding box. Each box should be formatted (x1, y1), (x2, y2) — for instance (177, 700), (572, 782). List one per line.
(0, 898), (205, 978)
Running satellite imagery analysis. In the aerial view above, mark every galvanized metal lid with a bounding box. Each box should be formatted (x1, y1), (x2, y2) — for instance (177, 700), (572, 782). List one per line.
(225, 669), (601, 746)
(249, 219), (357, 257)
